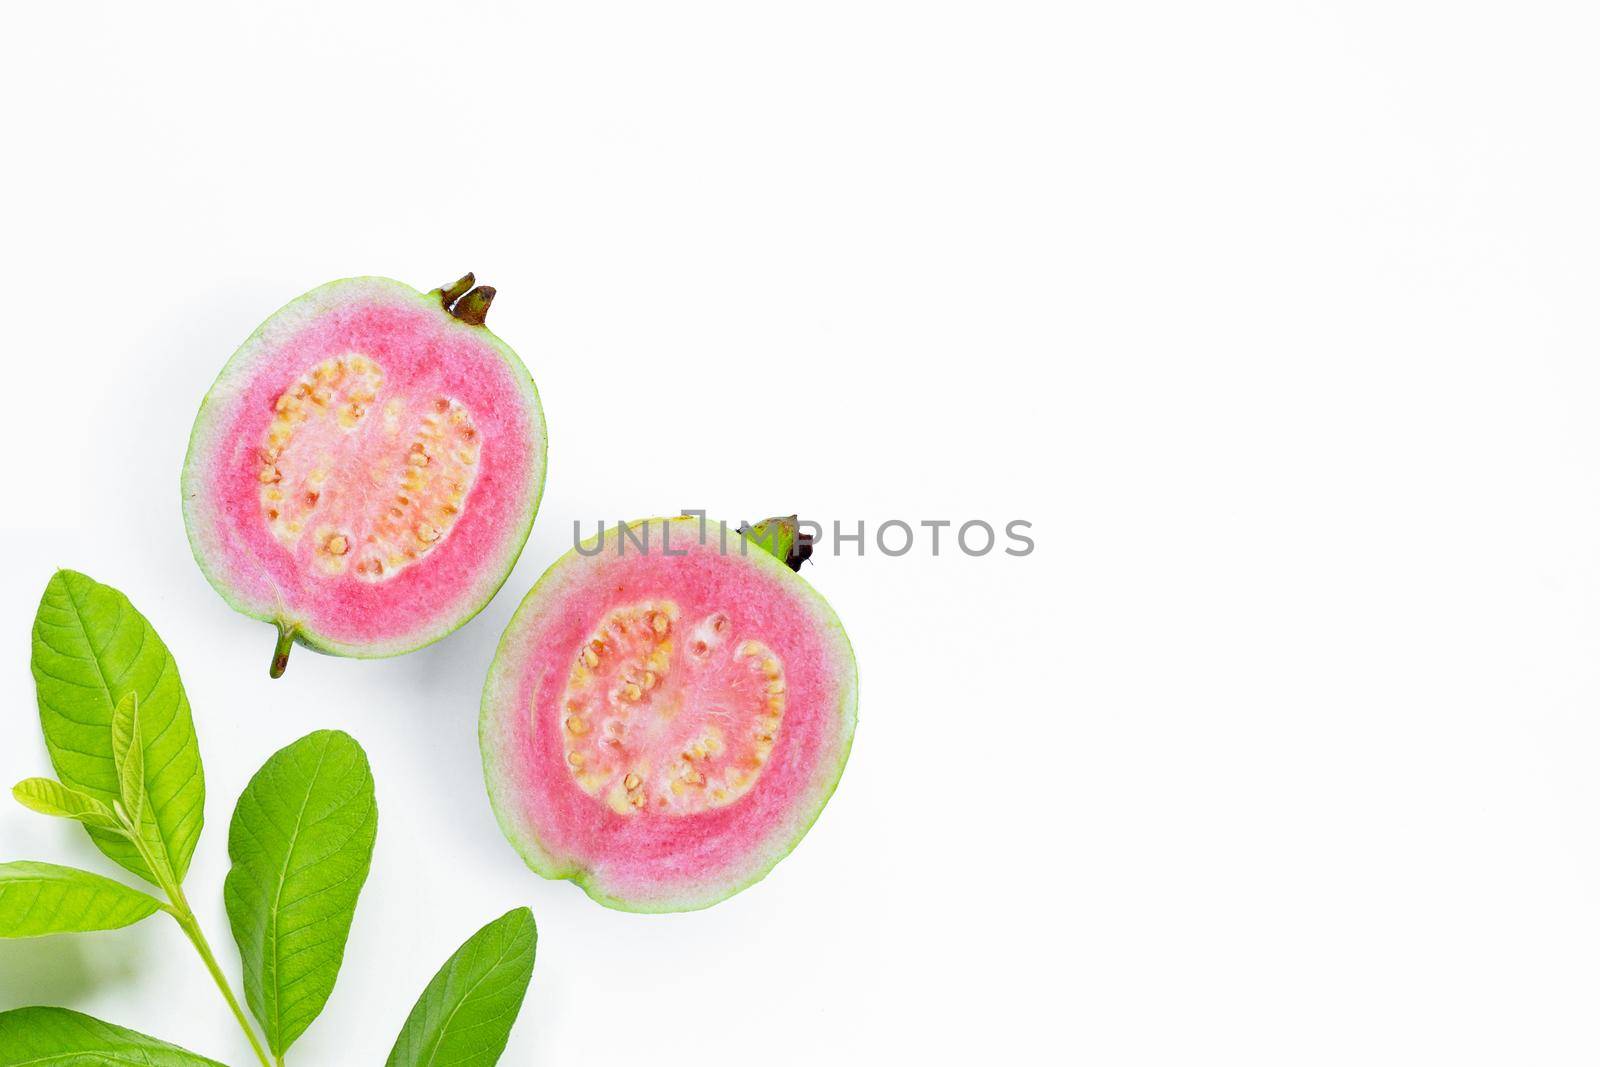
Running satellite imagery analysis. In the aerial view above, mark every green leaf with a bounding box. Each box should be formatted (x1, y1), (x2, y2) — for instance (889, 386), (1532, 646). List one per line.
(225, 729), (378, 1058)
(111, 692), (144, 833)
(0, 1006), (224, 1065)
(13, 777), (121, 831)
(30, 569), (205, 885)
(106, 691), (173, 882)
(386, 907), (538, 1067)
(0, 861), (163, 938)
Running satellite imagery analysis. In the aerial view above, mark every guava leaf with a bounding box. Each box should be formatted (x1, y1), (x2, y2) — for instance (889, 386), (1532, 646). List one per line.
(111, 692), (144, 835)
(225, 729), (377, 1058)
(0, 1006), (224, 1065)
(0, 861), (163, 938)
(107, 691), (172, 882)
(13, 777), (122, 831)
(30, 570), (205, 885)
(386, 907), (538, 1067)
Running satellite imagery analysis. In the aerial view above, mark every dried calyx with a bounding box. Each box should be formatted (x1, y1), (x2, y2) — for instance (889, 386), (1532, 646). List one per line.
(738, 515), (815, 571)
(430, 272), (496, 326)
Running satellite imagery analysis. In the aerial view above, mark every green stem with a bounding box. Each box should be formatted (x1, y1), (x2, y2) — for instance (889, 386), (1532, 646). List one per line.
(123, 826), (273, 1067)
(170, 892), (274, 1067)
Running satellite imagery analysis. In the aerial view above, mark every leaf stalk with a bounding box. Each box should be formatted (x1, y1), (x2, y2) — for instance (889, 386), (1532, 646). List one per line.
(121, 816), (273, 1067)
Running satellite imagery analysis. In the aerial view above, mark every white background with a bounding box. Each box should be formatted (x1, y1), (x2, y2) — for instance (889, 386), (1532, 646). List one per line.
(1, 1), (1598, 1063)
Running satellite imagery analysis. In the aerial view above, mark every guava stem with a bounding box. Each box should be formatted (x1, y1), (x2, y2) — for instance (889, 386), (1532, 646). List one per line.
(451, 285), (496, 326)
(270, 623), (295, 679)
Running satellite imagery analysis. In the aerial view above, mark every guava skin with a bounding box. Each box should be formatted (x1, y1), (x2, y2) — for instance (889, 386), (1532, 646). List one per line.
(181, 275), (546, 677)
(481, 517), (857, 913)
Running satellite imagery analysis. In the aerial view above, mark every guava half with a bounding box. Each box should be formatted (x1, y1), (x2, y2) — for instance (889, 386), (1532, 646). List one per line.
(182, 275), (546, 677)
(481, 516), (857, 912)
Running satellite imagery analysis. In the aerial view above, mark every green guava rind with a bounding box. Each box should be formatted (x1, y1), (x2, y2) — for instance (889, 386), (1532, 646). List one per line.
(180, 276), (546, 664)
(480, 517), (858, 913)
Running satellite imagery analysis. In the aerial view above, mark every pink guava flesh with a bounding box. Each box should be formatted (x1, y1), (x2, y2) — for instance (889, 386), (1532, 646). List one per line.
(481, 518), (857, 912)
(183, 277), (545, 669)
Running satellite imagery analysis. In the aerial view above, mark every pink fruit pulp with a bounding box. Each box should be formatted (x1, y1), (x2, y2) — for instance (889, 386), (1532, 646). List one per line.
(481, 518), (857, 912)
(183, 277), (545, 662)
